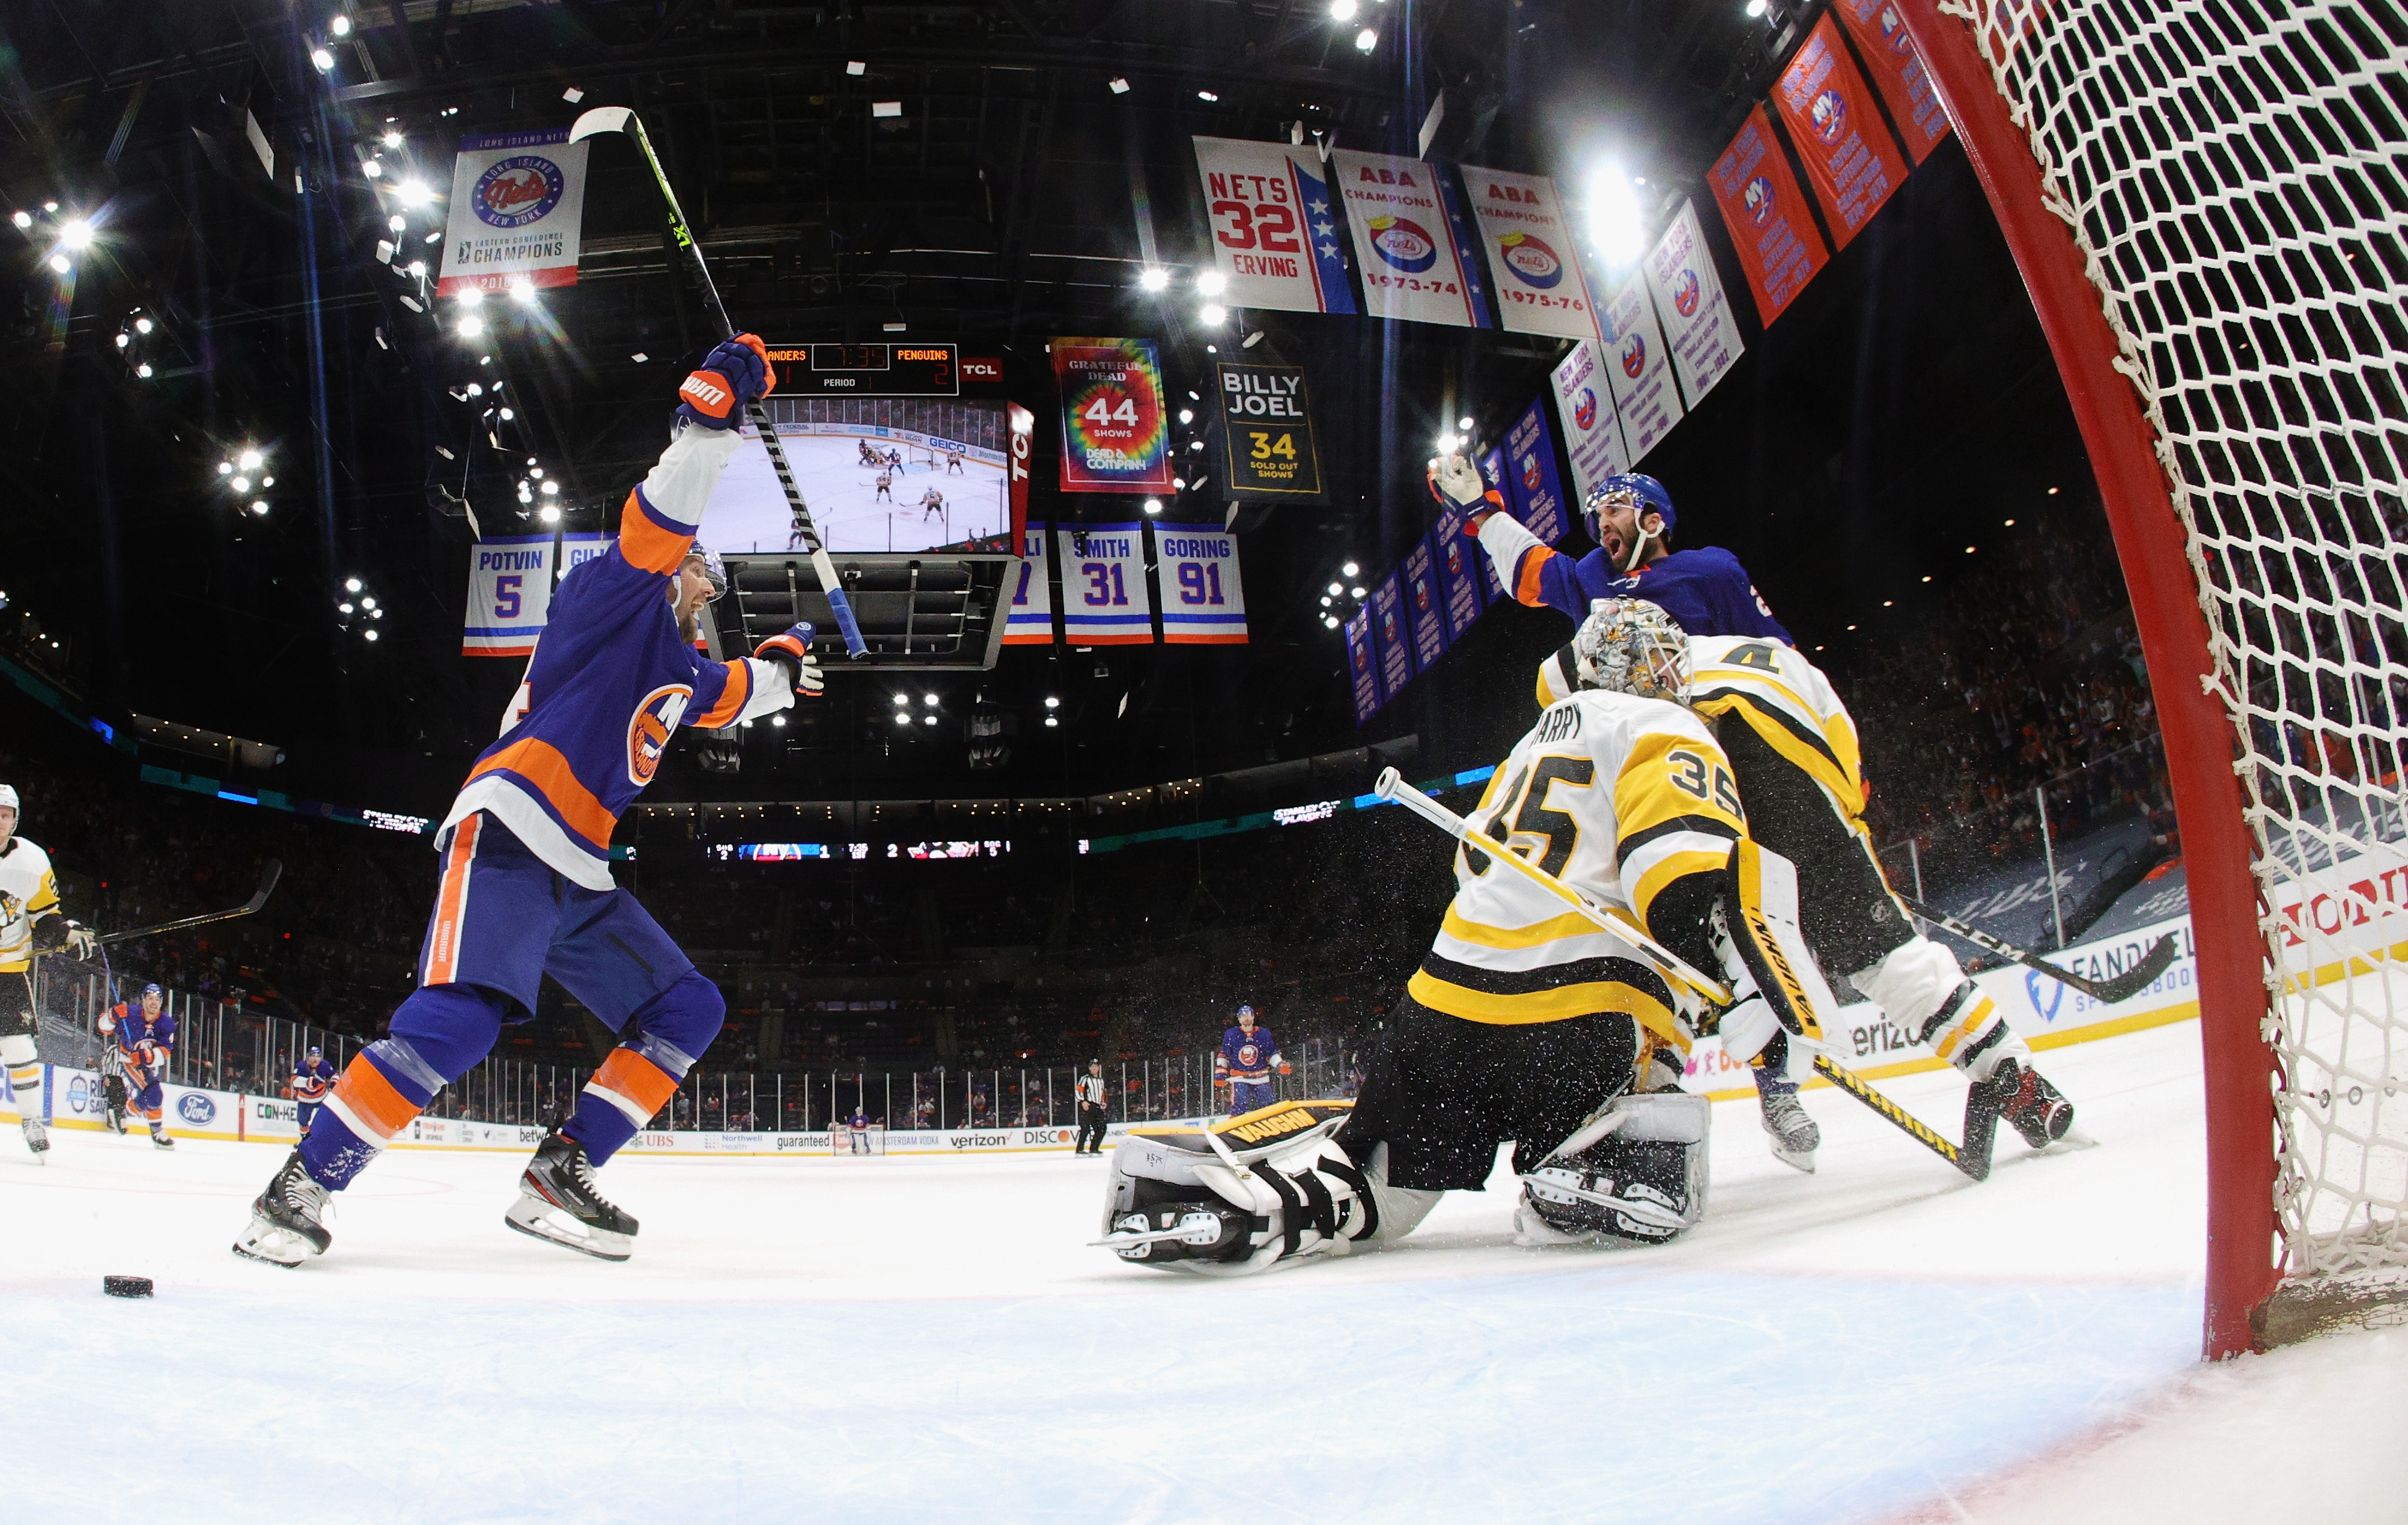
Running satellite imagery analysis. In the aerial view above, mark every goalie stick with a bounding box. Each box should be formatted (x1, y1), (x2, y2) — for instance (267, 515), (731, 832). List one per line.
(1898, 893), (2181, 1005)
(1371, 770), (1995, 1181)
(99, 860), (282, 946)
(568, 105), (869, 661)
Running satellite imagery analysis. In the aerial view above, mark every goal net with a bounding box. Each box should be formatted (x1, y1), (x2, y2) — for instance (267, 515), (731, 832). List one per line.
(832, 1124), (889, 1156)
(1911, 0), (2408, 1348)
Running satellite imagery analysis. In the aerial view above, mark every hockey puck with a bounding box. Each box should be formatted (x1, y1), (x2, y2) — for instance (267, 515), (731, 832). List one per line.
(102, 1275), (154, 1299)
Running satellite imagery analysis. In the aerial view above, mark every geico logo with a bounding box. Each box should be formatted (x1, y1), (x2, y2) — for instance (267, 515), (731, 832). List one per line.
(1225, 1108), (1313, 1145)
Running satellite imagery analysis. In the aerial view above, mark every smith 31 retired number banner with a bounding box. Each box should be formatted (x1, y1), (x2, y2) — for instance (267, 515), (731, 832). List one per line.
(1215, 362), (1325, 502)
(1056, 522), (1156, 644)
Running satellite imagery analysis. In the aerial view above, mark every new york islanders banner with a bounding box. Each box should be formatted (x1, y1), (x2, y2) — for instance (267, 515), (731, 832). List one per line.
(1330, 150), (1484, 329)
(1402, 540), (1448, 671)
(1052, 338), (1173, 494)
(436, 129), (592, 296)
(1456, 165), (1602, 341)
(1775, 15), (1909, 251)
(1056, 522), (1155, 644)
(461, 532), (608, 656)
(1002, 523), (1054, 646)
(1369, 572), (1415, 698)
(1833, 0), (1953, 164)
(1190, 138), (1358, 315)
(1643, 202), (1746, 407)
(1602, 281), (1685, 461)
(1345, 608), (1382, 725)
(1429, 519), (1487, 644)
(1154, 526), (1247, 644)
(1500, 401), (1572, 547)
(1709, 108), (1829, 327)
(1549, 338), (1633, 503)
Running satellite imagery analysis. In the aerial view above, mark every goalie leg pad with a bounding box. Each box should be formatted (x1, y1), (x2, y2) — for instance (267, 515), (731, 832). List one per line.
(1722, 839), (1841, 1046)
(1097, 1116), (1385, 1274)
(1519, 1092), (1710, 1246)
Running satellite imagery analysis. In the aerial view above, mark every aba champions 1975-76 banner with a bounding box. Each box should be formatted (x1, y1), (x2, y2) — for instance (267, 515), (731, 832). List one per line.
(1456, 165), (1602, 342)
(1154, 526), (1247, 645)
(462, 532), (607, 656)
(1643, 201), (1747, 407)
(1002, 523), (1054, 646)
(1602, 279), (1685, 462)
(1775, 14), (1909, 251)
(1833, 0), (1953, 164)
(1330, 149), (1485, 329)
(1190, 137), (1358, 315)
(1549, 338), (1634, 502)
(436, 129), (594, 297)
(1710, 106), (1830, 327)
(1052, 338), (1174, 495)
(1056, 523), (1157, 644)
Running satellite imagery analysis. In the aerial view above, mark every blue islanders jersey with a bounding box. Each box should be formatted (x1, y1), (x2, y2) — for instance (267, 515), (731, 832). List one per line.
(846, 1110), (870, 1130)
(292, 1057), (336, 1101)
(1473, 512), (1791, 644)
(1217, 1026), (1282, 1084)
(437, 425), (794, 889)
(106, 1002), (177, 1061)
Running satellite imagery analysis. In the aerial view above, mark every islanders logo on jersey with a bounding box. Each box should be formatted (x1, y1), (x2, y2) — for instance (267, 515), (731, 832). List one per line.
(1673, 268), (1702, 317)
(626, 684), (694, 787)
(1573, 387), (1600, 430)
(1744, 175), (1778, 228)
(1620, 331), (1649, 379)
(1366, 215), (1440, 273)
(473, 155), (566, 230)
(1495, 231), (1564, 289)
(1811, 89), (1849, 145)
(1235, 1042), (1263, 1070)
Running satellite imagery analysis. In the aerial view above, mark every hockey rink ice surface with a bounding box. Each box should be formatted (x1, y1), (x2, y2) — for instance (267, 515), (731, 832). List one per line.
(705, 431), (1009, 555)
(11, 1020), (2408, 1525)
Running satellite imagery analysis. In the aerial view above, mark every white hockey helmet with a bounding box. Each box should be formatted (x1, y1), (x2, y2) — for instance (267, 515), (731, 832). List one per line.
(1570, 598), (1692, 705)
(0, 784), (16, 812)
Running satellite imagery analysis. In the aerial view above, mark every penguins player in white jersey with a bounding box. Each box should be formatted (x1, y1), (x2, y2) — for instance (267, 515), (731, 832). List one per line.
(0, 784), (100, 1161)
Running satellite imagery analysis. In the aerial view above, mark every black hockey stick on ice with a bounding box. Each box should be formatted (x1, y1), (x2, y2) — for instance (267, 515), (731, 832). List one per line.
(1372, 770), (1994, 1181)
(568, 105), (869, 661)
(1899, 894), (2179, 1005)
(99, 860), (282, 946)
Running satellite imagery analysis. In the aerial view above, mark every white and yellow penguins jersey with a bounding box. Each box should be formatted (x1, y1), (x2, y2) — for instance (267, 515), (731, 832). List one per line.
(0, 837), (61, 973)
(1406, 689), (1745, 1050)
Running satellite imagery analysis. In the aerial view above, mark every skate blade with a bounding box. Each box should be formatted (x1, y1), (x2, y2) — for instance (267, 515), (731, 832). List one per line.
(504, 1198), (632, 1262)
(2034, 1126), (2099, 1155)
(1769, 1145), (1817, 1174)
(231, 1222), (320, 1268)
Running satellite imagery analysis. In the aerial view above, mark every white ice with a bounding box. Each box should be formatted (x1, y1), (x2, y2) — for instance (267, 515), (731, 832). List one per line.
(10, 1020), (2406, 1524)
(703, 432), (1009, 556)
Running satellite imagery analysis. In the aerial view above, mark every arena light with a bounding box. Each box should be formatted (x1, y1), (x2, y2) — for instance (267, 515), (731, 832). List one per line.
(1139, 267), (1170, 293)
(363, 629), (379, 642)
(46, 253), (69, 273)
(1330, 0), (1358, 17)
(231, 476), (251, 492)
(347, 576), (362, 593)
(1108, 77), (1131, 94)
(1341, 561), (1360, 577)
(923, 693), (940, 707)
(509, 277), (538, 303)
(9, 210), (29, 229)
(1142, 498), (1163, 515)
(1587, 165), (1647, 270)
(397, 178), (434, 207)
(1327, 581), (1343, 595)
(1458, 416), (1474, 431)
(59, 218), (94, 250)
(407, 260), (426, 278)
(330, 14), (353, 36)
(383, 130), (403, 148)
(1178, 409), (1194, 424)
(1199, 302), (1227, 325)
(923, 714), (939, 726)
(1197, 91), (1220, 102)
(458, 287), (484, 308)
(1434, 432), (1459, 454)
(1044, 716), (1060, 728)
(1196, 269), (1228, 298)
(1350, 585), (1367, 599)
(311, 46), (336, 72)
(135, 362), (152, 377)
(251, 501), (270, 516)
(1044, 695), (1060, 708)
(363, 160), (382, 178)
(239, 448), (264, 470)
(539, 505), (561, 525)
(1324, 614), (1341, 629)
(1354, 27), (1378, 50)
(1746, 0), (1768, 14)
(893, 692), (909, 705)
(115, 332), (129, 349)
(458, 315), (484, 338)
(135, 316), (153, 333)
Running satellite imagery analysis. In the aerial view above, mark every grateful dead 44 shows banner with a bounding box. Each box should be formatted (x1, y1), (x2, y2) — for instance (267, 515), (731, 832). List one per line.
(437, 129), (593, 296)
(1833, 0), (1953, 163)
(1775, 15), (1909, 251)
(1051, 338), (1173, 494)
(1190, 137), (1358, 315)
(1709, 107), (1831, 327)
(1456, 165), (1602, 341)
(1330, 149), (1485, 329)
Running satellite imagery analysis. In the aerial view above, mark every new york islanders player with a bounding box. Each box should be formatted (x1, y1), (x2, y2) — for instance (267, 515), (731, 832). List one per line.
(1212, 1005), (1286, 1116)
(234, 333), (824, 1267)
(99, 982), (177, 1149)
(0, 784), (99, 1160)
(290, 1046), (335, 1138)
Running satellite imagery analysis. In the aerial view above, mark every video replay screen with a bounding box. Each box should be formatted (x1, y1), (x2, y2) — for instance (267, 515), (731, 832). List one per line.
(701, 397), (1013, 556)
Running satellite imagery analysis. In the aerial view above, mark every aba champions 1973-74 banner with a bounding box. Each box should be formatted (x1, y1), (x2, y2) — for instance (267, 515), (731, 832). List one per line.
(1215, 362), (1325, 503)
(1602, 279), (1685, 461)
(1456, 165), (1602, 342)
(1330, 149), (1485, 329)
(1833, 0), (1953, 164)
(436, 129), (594, 297)
(1056, 523), (1157, 644)
(1051, 338), (1173, 495)
(1710, 106), (1830, 326)
(1775, 14), (1909, 251)
(1154, 526), (1247, 645)
(1190, 137), (1358, 315)
(1643, 201), (1747, 407)
(462, 532), (607, 656)
(1002, 523), (1054, 646)
(1549, 338), (1634, 502)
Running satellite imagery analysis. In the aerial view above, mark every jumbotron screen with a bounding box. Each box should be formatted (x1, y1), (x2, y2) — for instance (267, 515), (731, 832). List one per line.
(700, 395), (1013, 556)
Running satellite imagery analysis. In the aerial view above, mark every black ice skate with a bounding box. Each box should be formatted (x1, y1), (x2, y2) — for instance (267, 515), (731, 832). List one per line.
(1971, 1057), (2076, 1150)
(149, 1125), (175, 1150)
(233, 1150), (332, 1267)
(1758, 1086), (1819, 1173)
(20, 1115), (48, 1163)
(505, 1128), (637, 1262)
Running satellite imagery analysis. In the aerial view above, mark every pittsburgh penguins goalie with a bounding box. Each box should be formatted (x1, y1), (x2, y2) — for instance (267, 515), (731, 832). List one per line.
(1095, 600), (1837, 1273)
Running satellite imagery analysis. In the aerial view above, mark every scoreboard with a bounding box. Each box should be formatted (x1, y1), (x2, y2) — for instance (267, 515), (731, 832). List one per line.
(761, 341), (959, 396)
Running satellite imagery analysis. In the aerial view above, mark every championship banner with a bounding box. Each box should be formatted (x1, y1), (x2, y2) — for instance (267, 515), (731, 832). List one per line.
(1456, 165), (1602, 341)
(1154, 526), (1248, 645)
(1002, 523), (1055, 645)
(1402, 540), (1448, 671)
(1055, 522), (1156, 644)
(1602, 281), (1685, 461)
(435, 129), (592, 297)
(1051, 338), (1173, 494)
(1500, 401), (1573, 547)
(1709, 108), (1831, 326)
(1549, 338), (1633, 502)
(1833, 0), (1954, 164)
(1428, 516), (1488, 644)
(1330, 150), (1484, 329)
(1190, 137), (1358, 315)
(1007, 402), (1034, 536)
(1345, 609), (1382, 724)
(1369, 572), (1415, 698)
(1214, 363), (1325, 502)
(1774, 16), (1909, 251)
(1642, 202), (1747, 407)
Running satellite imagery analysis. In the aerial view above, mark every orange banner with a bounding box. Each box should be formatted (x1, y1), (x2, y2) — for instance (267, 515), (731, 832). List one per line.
(1707, 107), (1830, 327)
(1832, 0), (1954, 164)
(1773, 14), (1909, 250)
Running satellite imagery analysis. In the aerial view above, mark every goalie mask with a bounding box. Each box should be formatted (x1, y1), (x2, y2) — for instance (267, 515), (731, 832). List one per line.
(1572, 598), (1692, 705)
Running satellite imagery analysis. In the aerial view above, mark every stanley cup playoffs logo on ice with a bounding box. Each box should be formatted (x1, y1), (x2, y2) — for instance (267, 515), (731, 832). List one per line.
(1051, 338), (1173, 493)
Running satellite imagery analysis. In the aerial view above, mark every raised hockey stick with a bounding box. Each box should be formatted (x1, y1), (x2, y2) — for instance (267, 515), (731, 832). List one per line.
(99, 860), (282, 946)
(570, 106), (869, 660)
(1371, 770), (1993, 1181)
(1899, 893), (2180, 1005)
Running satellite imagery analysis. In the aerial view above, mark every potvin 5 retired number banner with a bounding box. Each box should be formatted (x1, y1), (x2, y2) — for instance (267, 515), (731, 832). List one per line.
(1214, 362), (1325, 503)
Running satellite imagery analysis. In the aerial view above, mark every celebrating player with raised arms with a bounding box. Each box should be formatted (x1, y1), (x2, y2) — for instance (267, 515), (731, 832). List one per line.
(235, 333), (825, 1268)
(100, 983), (178, 1149)
(0, 784), (100, 1161)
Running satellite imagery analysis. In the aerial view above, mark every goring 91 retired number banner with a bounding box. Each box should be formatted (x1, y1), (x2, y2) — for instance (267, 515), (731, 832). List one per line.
(1051, 338), (1173, 494)
(1153, 526), (1247, 645)
(1215, 362), (1325, 503)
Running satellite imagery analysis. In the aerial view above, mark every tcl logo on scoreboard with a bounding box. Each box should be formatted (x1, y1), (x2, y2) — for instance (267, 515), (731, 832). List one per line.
(961, 355), (1005, 386)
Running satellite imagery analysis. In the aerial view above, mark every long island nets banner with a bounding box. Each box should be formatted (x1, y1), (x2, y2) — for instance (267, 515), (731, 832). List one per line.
(437, 129), (594, 296)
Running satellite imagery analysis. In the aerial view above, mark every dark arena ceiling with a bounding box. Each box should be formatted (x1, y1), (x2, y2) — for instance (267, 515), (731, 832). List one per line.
(0, 0), (2097, 819)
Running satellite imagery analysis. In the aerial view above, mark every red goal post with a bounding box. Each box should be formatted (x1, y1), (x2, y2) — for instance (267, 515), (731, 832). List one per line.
(1899, 0), (2408, 1357)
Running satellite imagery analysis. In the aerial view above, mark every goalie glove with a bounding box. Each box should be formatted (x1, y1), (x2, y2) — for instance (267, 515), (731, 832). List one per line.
(676, 333), (777, 430)
(753, 621), (824, 698)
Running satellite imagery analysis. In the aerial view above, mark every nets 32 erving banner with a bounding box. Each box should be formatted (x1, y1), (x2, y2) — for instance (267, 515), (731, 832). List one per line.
(1154, 527), (1247, 644)
(1051, 338), (1173, 494)
(1330, 150), (1485, 329)
(1002, 523), (1054, 645)
(461, 533), (608, 656)
(1056, 523), (1155, 644)
(1190, 137), (1357, 315)
(436, 129), (592, 296)
(1215, 362), (1325, 502)
(1643, 201), (1745, 407)
(1456, 165), (1602, 341)
(1604, 279), (1685, 461)
(1550, 338), (1634, 501)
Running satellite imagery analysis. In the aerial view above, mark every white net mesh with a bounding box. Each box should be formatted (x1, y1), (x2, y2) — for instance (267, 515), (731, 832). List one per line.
(1942, 0), (2408, 1279)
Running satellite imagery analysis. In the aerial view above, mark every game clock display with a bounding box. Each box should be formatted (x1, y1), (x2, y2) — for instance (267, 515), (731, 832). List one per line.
(761, 342), (960, 396)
